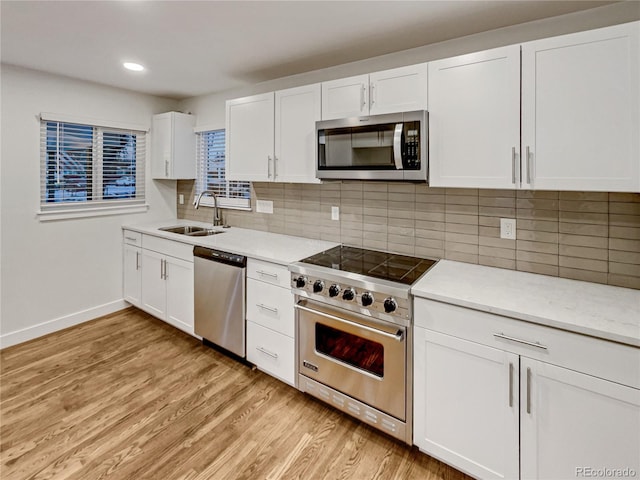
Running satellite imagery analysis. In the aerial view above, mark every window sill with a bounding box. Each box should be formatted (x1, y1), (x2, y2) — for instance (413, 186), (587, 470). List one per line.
(37, 203), (149, 221)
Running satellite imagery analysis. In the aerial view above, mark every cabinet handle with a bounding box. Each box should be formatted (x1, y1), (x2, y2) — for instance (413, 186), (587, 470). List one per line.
(274, 155), (278, 179)
(526, 367), (532, 414)
(508, 362), (514, 407)
(125, 236), (137, 242)
(361, 84), (366, 110)
(256, 270), (278, 279)
(165, 159), (169, 177)
(267, 155), (273, 179)
(257, 303), (278, 314)
(493, 333), (547, 350)
(511, 147), (516, 184)
(370, 84), (375, 106)
(256, 346), (278, 359)
(136, 251), (140, 271)
(526, 146), (532, 184)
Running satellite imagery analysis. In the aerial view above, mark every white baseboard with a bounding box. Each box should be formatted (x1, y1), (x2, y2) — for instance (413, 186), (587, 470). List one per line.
(0, 299), (128, 349)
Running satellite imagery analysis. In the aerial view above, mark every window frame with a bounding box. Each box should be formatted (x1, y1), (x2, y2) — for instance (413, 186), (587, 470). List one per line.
(38, 113), (149, 221)
(195, 128), (251, 211)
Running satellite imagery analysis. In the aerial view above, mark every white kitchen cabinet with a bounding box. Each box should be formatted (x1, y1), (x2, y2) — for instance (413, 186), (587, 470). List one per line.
(246, 259), (296, 386)
(428, 21), (639, 192)
(522, 22), (639, 191)
(414, 297), (640, 480)
(428, 46), (521, 189)
(520, 358), (640, 480)
(321, 64), (428, 120)
(123, 230), (142, 307)
(151, 111), (196, 180)
(137, 235), (194, 335)
(226, 85), (320, 183)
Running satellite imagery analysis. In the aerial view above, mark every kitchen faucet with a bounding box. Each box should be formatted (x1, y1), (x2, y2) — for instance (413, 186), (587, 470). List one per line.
(194, 190), (222, 227)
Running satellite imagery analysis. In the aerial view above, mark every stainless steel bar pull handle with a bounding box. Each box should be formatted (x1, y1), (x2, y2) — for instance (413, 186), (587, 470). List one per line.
(274, 156), (278, 179)
(125, 236), (137, 242)
(370, 84), (375, 105)
(511, 147), (516, 184)
(165, 159), (169, 177)
(361, 84), (366, 110)
(508, 362), (514, 407)
(256, 270), (278, 279)
(494, 333), (547, 350)
(526, 367), (532, 414)
(257, 303), (278, 314)
(267, 155), (273, 179)
(136, 251), (140, 271)
(256, 346), (278, 359)
(393, 124), (404, 170)
(526, 146), (532, 184)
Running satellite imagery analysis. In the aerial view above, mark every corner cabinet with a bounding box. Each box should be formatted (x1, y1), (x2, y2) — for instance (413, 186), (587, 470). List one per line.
(414, 298), (640, 480)
(226, 84), (321, 183)
(151, 112), (196, 180)
(321, 63), (428, 120)
(428, 21), (640, 191)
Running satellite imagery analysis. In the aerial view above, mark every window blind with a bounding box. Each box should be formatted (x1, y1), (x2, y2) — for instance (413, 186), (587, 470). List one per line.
(196, 130), (251, 209)
(40, 120), (146, 210)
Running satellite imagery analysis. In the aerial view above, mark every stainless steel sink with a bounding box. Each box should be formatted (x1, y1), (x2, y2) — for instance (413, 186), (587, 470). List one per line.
(159, 225), (224, 236)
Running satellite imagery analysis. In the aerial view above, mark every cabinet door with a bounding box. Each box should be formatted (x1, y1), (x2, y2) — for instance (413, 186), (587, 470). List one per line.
(274, 84), (321, 183)
(522, 22), (640, 191)
(151, 113), (172, 179)
(369, 63), (428, 115)
(140, 249), (166, 319)
(123, 243), (141, 307)
(321, 74), (369, 120)
(521, 358), (640, 480)
(165, 256), (194, 335)
(414, 328), (520, 480)
(428, 46), (521, 188)
(226, 93), (274, 181)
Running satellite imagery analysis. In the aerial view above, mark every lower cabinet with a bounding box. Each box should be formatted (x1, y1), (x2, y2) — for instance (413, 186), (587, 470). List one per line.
(123, 232), (194, 336)
(414, 298), (640, 480)
(245, 259), (296, 386)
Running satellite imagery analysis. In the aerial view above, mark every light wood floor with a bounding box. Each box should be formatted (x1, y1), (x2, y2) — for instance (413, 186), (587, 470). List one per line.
(1, 308), (470, 480)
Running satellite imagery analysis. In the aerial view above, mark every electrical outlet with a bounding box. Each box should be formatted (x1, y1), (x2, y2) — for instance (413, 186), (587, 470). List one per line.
(178, 194), (184, 205)
(256, 200), (273, 214)
(331, 206), (340, 221)
(500, 218), (516, 240)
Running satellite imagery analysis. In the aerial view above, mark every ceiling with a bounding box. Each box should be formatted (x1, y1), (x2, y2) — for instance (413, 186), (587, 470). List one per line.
(1, 1), (617, 100)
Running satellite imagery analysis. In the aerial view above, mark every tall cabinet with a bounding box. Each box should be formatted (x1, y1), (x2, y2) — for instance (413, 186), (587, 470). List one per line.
(428, 21), (639, 191)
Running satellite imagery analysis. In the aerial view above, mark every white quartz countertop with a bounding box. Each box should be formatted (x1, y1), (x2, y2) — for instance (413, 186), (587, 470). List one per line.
(122, 219), (338, 266)
(412, 260), (640, 347)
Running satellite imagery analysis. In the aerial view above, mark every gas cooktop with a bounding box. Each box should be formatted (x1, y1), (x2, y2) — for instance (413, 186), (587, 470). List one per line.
(299, 245), (437, 286)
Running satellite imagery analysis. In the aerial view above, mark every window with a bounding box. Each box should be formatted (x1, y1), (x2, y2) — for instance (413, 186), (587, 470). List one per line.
(196, 129), (251, 210)
(40, 115), (146, 219)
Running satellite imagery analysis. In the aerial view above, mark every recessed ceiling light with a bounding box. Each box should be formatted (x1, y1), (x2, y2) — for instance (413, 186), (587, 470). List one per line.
(123, 62), (145, 72)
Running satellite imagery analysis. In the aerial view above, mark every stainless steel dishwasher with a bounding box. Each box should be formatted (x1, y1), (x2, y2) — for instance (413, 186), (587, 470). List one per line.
(194, 246), (247, 358)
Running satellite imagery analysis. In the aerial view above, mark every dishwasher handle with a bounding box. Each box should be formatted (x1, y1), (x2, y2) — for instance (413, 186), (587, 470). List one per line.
(193, 246), (247, 268)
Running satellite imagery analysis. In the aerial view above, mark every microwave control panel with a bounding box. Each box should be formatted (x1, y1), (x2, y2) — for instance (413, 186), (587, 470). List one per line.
(403, 122), (420, 169)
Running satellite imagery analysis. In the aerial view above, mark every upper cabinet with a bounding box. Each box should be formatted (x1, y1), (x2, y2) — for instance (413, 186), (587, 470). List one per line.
(151, 112), (196, 180)
(226, 84), (321, 183)
(429, 21), (640, 192)
(521, 22), (639, 192)
(321, 64), (428, 120)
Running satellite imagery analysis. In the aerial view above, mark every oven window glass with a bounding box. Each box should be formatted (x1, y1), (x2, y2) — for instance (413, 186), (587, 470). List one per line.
(315, 322), (384, 377)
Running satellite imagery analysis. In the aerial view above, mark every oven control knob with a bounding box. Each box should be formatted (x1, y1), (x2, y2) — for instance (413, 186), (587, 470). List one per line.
(328, 284), (341, 297)
(361, 292), (374, 307)
(384, 297), (398, 313)
(313, 280), (325, 293)
(342, 288), (356, 301)
(295, 276), (307, 288)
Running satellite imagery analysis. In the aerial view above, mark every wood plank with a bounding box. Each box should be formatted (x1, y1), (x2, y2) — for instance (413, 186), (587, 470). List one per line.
(0, 308), (470, 480)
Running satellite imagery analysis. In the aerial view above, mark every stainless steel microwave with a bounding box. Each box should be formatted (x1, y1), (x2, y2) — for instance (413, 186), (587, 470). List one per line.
(316, 110), (428, 181)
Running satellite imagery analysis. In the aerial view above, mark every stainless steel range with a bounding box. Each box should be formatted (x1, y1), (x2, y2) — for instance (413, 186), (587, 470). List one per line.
(290, 245), (437, 444)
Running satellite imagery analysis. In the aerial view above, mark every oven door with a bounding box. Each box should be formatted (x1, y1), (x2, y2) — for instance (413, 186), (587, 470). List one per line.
(296, 299), (407, 421)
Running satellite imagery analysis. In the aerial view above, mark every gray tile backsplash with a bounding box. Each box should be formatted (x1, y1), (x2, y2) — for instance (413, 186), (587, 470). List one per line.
(178, 180), (640, 290)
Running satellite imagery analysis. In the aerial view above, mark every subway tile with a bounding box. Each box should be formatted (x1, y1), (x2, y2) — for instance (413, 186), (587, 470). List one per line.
(445, 251), (479, 264)
(559, 211), (608, 225)
(558, 222), (607, 237)
(479, 256), (516, 270)
(609, 193), (640, 203)
(416, 202), (446, 214)
(415, 220), (445, 232)
(478, 225), (500, 238)
(342, 236), (364, 248)
(517, 190), (559, 200)
(609, 214), (640, 227)
(416, 237), (445, 249)
(446, 242), (479, 255)
(445, 188), (478, 196)
(364, 190), (388, 201)
(479, 189), (516, 198)
(558, 233), (607, 249)
(388, 234), (415, 247)
(516, 260), (559, 277)
(363, 239), (388, 251)
(559, 256), (607, 273)
(446, 203), (479, 215)
(415, 246), (445, 259)
(559, 200), (608, 213)
(363, 230), (388, 242)
(416, 193), (445, 205)
(516, 208), (559, 221)
(388, 192), (415, 203)
(479, 245), (516, 260)
(363, 215), (388, 226)
(415, 229), (445, 241)
(445, 232), (478, 245)
(388, 217), (415, 229)
(415, 210), (446, 222)
(559, 268), (608, 285)
(607, 274), (640, 289)
(363, 182), (388, 193)
(516, 198), (559, 211)
(516, 240), (559, 255)
(389, 243), (416, 256)
(479, 236), (516, 249)
(558, 244), (608, 261)
(479, 217), (501, 228)
(388, 183), (416, 194)
(609, 226), (640, 240)
(558, 191), (608, 202)
(445, 222), (479, 235)
(516, 250), (558, 266)
(608, 262), (640, 277)
(479, 196), (516, 208)
(518, 230), (559, 244)
(609, 238), (640, 252)
(445, 213), (479, 225)
(609, 250), (640, 265)
(479, 206), (516, 217)
(388, 207), (416, 220)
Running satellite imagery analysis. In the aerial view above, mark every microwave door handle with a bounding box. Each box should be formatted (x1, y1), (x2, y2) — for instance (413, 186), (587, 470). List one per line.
(393, 123), (403, 170)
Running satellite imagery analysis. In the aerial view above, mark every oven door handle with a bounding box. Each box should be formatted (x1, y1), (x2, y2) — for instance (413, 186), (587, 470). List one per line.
(295, 303), (404, 341)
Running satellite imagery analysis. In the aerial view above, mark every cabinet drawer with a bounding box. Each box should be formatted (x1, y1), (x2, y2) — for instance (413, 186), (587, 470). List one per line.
(247, 321), (295, 386)
(123, 230), (142, 247)
(415, 298), (640, 389)
(247, 258), (289, 288)
(246, 278), (294, 337)
(142, 235), (193, 262)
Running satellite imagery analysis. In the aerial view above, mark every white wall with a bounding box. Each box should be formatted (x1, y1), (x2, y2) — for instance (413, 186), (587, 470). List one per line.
(0, 65), (179, 347)
(179, 2), (639, 128)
